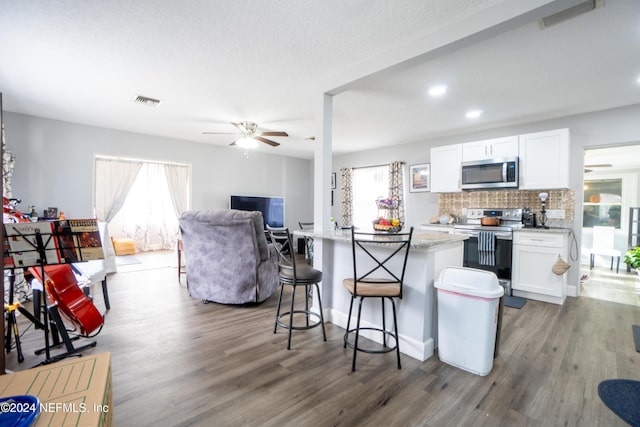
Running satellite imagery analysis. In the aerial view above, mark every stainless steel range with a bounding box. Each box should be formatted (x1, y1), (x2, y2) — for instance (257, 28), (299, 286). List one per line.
(453, 208), (523, 294)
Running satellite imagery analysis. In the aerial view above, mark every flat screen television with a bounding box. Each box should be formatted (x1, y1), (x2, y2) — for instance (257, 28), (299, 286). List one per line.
(230, 195), (285, 228)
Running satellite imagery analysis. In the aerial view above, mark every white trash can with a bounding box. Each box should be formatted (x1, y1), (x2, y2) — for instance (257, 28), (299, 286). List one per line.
(434, 266), (504, 376)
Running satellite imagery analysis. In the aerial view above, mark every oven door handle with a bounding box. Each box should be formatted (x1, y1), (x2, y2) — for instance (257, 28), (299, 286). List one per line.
(456, 231), (512, 240)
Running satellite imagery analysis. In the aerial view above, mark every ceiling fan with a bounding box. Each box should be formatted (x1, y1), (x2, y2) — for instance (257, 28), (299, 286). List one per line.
(202, 121), (288, 148)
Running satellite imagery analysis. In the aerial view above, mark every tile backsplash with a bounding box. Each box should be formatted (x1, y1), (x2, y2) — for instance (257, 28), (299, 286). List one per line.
(438, 189), (575, 226)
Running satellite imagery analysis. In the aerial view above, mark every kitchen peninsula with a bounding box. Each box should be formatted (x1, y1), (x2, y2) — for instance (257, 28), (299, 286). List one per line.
(295, 229), (467, 362)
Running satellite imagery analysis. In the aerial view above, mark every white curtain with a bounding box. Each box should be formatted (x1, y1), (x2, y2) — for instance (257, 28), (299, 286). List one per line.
(94, 157), (143, 222)
(163, 163), (189, 217)
(108, 162), (187, 251)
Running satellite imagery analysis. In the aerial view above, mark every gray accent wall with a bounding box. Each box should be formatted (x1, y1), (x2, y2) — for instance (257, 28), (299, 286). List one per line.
(4, 112), (313, 230)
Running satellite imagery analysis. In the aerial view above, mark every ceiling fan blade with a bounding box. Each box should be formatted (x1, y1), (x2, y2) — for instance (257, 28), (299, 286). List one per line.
(231, 122), (245, 131)
(255, 136), (280, 147)
(229, 139), (239, 146)
(259, 131), (288, 137)
(584, 163), (612, 168)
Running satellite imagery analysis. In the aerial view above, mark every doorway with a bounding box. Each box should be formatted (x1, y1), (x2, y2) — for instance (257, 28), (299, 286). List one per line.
(581, 144), (640, 306)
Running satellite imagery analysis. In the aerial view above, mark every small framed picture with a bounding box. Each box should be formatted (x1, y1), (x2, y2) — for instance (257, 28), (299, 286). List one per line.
(331, 172), (337, 189)
(409, 164), (430, 192)
(47, 207), (58, 219)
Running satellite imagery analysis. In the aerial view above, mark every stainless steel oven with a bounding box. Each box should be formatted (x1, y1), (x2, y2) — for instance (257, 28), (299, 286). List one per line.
(453, 208), (523, 294)
(455, 226), (513, 283)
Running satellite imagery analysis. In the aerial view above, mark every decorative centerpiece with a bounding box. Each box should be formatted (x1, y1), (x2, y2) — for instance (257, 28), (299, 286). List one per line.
(373, 196), (402, 232)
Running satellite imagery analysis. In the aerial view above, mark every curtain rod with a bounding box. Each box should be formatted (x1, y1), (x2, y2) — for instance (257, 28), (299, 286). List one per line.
(95, 154), (189, 167)
(349, 161), (406, 170)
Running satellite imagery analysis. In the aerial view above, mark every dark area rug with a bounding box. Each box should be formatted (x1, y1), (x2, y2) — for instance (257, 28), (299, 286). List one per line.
(504, 295), (526, 309)
(598, 379), (640, 426)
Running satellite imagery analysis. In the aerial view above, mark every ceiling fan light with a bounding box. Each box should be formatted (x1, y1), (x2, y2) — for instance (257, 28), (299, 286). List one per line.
(237, 137), (258, 149)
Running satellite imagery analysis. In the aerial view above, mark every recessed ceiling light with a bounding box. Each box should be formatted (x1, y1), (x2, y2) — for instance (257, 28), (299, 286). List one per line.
(428, 84), (448, 97)
(465, 109), (483, 119)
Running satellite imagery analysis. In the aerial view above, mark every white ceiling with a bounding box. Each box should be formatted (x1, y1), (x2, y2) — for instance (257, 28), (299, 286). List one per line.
(1, 0), (639, 159)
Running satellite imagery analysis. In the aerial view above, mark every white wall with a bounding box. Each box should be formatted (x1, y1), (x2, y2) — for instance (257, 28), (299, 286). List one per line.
(332, 103), (640, 292)
(4, 112), (313, 230)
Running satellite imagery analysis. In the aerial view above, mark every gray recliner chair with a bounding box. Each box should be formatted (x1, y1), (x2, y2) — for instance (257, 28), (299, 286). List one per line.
(178, 210), (279, 304)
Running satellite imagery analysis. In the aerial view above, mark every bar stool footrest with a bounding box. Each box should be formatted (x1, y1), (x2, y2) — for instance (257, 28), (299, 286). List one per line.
(344, 327), (398, 354)
(277, 310), (324, 331)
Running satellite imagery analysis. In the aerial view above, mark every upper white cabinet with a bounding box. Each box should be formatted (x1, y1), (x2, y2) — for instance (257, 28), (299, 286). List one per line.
(430, 144), (462, 193)
(518, 128), (570, 190)
(462, 136), (519, 162)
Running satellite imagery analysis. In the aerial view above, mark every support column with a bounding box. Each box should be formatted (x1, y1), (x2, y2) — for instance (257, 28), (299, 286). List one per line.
(313, 93), (332, 232)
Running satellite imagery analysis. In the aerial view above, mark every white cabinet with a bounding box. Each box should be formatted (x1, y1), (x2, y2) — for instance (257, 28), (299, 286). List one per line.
(462, 136), (519, 162)
(430, 144), (462, 193)
(518, 128), (570, 189)
(512, 231), (569, 305)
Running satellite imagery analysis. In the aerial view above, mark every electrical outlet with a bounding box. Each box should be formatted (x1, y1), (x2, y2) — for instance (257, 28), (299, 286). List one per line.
(546, 209), (565, 219)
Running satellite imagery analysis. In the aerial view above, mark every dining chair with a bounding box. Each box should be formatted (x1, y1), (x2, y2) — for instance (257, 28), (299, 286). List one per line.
(589, 226), (621, 273)
(298, 221), (314, 265)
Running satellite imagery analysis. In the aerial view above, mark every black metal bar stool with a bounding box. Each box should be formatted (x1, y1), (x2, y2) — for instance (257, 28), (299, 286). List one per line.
(343, 226), (413, 371)
(267, 226), (326, 350)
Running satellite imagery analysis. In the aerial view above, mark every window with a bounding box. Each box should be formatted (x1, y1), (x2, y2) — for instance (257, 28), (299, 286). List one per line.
(352, 165), (389, 230)
(583, 179), (622, 228)
(95, 157), (190, 251)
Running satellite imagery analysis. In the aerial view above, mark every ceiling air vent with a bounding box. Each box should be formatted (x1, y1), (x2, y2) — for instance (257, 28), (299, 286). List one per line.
(134, 95), (162, 107)
(539, 0), (603, 29)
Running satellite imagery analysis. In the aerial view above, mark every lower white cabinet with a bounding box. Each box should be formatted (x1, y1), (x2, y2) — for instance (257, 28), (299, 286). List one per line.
(512, 231), (569, 305)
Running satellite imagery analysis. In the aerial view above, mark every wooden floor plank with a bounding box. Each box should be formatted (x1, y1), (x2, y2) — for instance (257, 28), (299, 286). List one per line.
(4, 251), (639, 426)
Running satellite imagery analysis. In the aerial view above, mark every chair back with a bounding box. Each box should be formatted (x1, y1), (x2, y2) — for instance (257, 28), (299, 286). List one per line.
(593, 226), (616, 250)
(266, 226), (298, 281)
(298, 221), (315, 264)
(349, 226), (414, 298)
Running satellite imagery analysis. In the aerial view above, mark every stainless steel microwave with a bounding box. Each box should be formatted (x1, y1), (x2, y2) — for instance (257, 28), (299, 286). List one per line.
(460, 157), (518, 190)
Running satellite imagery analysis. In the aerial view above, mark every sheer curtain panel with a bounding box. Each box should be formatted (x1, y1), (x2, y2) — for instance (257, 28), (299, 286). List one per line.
(94, 157), (143, 222)
(163, 163), (189, 218)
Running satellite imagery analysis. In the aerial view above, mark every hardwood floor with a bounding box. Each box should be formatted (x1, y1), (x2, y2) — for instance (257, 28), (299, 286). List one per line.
(5, 251), (640, 426)
(579, 264), (640, 306)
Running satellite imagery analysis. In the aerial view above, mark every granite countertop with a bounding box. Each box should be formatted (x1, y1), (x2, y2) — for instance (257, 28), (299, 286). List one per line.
(419, 223), (455, 229)
(514, 227), (573, 234)
(420, 223), (573, 234)
(294, 229), (467, 250)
